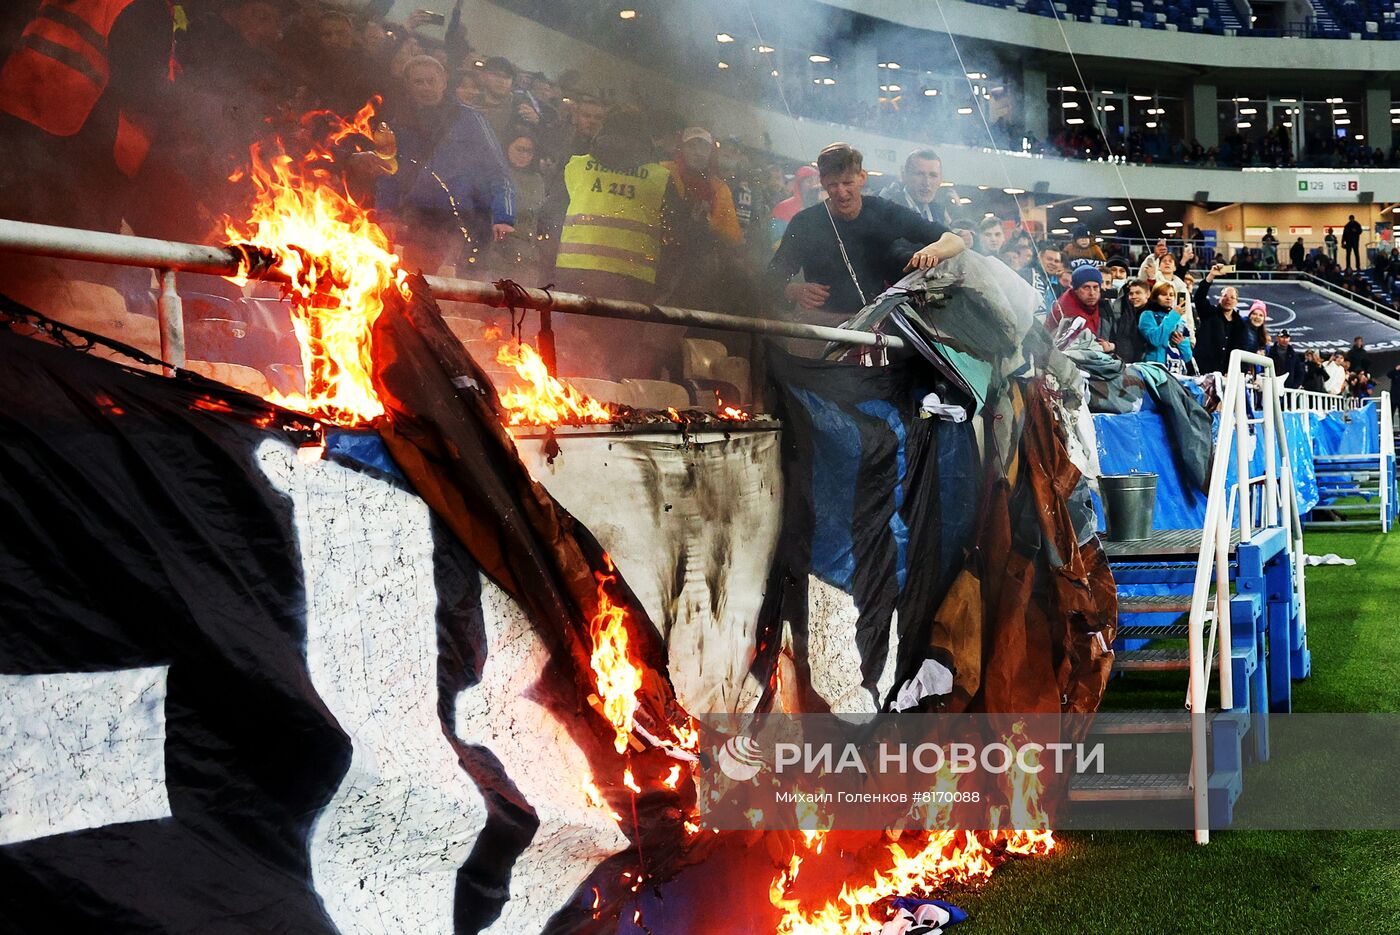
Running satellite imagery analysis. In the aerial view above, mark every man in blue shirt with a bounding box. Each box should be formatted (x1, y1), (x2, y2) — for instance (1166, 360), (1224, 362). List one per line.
(377, 55), (515, 273)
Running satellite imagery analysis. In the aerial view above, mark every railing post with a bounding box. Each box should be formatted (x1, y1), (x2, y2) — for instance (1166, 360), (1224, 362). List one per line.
(157, 268), (185, 374)
(1236, 370), (1253, 543)
(1263, 376), (1279, 529)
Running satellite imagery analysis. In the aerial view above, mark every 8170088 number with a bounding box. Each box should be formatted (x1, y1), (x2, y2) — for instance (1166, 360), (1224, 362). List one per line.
(912, 790), (980, 804)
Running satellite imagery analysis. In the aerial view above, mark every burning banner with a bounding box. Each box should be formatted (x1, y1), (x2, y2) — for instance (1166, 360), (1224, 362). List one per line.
(0, 96), (1099, 933)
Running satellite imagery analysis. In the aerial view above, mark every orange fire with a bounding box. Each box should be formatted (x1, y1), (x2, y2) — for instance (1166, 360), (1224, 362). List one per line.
(715, 391), (749, 421)
(590, 555), (643, 754)
(222, 101), (408, 427)
(494, 342), (615, 426)
(772, 736), (1055, 933)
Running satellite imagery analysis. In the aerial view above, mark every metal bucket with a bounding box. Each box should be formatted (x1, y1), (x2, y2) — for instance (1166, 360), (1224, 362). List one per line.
(1100, 473), (1158, 541)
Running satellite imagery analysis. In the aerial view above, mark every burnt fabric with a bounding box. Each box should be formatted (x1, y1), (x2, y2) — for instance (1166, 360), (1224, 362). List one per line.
(758, 348), (980, 713)
(0, 309), (687, 932)
(939, 380), (1118, 715)
(368, 279), (698, 910)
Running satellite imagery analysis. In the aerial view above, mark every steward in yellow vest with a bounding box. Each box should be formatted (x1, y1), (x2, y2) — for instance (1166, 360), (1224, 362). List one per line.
(556, 155), (670, 287)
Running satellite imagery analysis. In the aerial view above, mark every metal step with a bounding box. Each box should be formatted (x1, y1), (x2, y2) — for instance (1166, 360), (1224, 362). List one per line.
(1104, 528), (1240, 561)
(1069, 772), (1193, 802)
(1118, 622), (1190, 640)
(1088, 711), (1191, 735)
(1304, 519), (1382, 529)
(1114, 648), (1190, 671)
(1312, 503), (1381, 513)
(1118, 593), (1193, 614)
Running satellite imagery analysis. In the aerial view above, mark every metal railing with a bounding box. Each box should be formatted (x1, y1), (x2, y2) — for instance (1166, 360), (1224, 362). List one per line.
(1185, 350), (1304, 844)
(1281, 386), (1393, 532)
(0, 218), (905, 378)
(1213, 270), (1400, 324)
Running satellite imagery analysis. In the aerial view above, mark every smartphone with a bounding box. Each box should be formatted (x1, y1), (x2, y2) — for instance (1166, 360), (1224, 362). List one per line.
(1218, 264), (1237, 274)
(418, 9), (446, 25)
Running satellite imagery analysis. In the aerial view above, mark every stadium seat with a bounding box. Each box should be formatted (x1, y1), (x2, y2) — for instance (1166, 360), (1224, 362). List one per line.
(621, 379), (692, 410)
(185, 360), (273, 397)
(681, 338), (729, 381)
(464, 339), (505, 369)
(444, 317), (489, 343)
(565, 377), (634, 407)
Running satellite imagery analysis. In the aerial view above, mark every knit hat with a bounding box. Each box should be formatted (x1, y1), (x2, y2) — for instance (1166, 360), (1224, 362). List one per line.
(1072, 222), (1093, 238)
(1249, 299), (1267, 315)
(1071, 265), (1104, 289)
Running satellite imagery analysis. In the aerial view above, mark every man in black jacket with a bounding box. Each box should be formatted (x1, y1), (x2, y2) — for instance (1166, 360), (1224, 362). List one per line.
(1343, 215), (1364, 271)
(1345, 336), (1372, 374)
(1267, 331), (1306, 387)
(1193, 264), (1242, 374)
(1290, 237), (1306, 270)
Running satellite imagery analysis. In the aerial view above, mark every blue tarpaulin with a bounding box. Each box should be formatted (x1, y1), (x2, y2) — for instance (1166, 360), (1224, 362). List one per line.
(1094, 393), (1318, 530)
(1310, 402), (1380, 456)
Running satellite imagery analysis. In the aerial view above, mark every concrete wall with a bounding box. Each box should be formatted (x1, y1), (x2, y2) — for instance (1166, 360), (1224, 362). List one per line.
(1183, 202), (1390, 248)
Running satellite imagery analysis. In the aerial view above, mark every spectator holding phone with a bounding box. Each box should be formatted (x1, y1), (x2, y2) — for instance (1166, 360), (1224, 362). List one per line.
(1193, 263), (1242, 373)
(1139, 281), (1194, 374)
(1140, 249), (1195, 340)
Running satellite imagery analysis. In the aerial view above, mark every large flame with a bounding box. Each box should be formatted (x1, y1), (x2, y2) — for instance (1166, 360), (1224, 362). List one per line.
(495, 342), (615, 426)
(772, 734), (1055, 933)
(590, 555), (643, 755)
(223, 101), (408, 427)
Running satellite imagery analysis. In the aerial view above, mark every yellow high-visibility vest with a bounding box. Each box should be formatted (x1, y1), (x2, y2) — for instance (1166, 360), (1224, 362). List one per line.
(556, 156), (670, 284)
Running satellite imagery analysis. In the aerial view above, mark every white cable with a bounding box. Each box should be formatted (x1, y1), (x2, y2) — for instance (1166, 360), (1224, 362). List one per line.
(1041, 3), (1150, 240)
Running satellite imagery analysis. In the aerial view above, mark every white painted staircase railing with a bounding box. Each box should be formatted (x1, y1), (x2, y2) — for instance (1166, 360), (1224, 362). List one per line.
(1184, 352), (1306, 844)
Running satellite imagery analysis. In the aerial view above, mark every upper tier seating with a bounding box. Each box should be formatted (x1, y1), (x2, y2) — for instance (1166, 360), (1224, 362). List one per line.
(963, 0), (1400, 38)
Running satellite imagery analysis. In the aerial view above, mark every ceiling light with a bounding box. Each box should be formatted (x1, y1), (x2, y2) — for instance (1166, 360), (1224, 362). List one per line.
(885, 84), (901, 92)
(1326, 97), (1343, 104)
(618, 9), (636, 19)
(923, 88), (938, 96)
(1234, 97), (1249, 102)
(1003, 187), (1026, 195)
(1066, 117), (1084, 125)
(717, 61), (729, 69)
(1336, 118), (1351, 125)
(984, 212), (995, 218)
(1059, 216), (1078, 223)
(1062, 101), (1079, 108)
(957, 107), (973, 115)
(1240, 108), (1257, 115)
(716, 33), (735, 42)
(1133, 95), (1151, 101)
(958, 197), (973, 204)
(977, 185), (990, 190)
(1283, 121), (1293, 128)
(1058, 85), (1077, 92)
(1146, 122), (1158, 128)
(1109, 205), (1127, 212)
(809, 54), (830, 63)
(1114, 219), (1132, 226)
(1333, 108), (1348, 115)
(1166, 222), (1183, 228)
(886, 62), (901, 70)
(1074, 205), (1093, 212)
(966, 71), (987, 79)
(1145, 207), (1164, 214)
(1281, 98), (1298, 103)
(821, 77), (836, 85)
(940, 181), (954, 187)
(770, 69), (779, 77)
(757, 45), (774, 53)
(1102, 105), (1116, 112)
(1357, 135), (1366, 140)
(1052, 228), (1069, 235)
(1099, 228), (1116, 235)
(1237, 122), (1252, 129)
